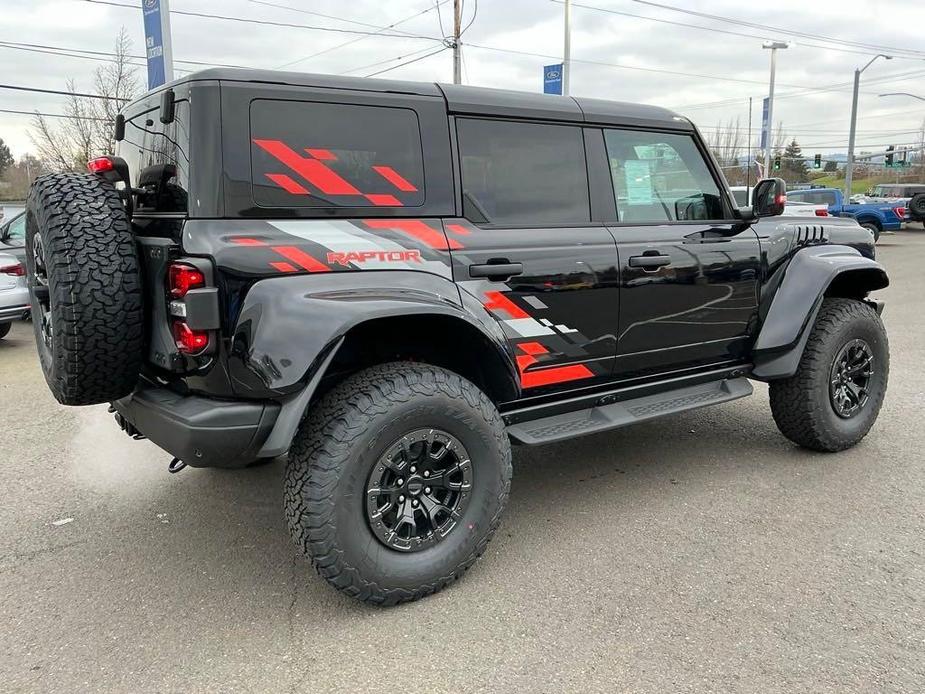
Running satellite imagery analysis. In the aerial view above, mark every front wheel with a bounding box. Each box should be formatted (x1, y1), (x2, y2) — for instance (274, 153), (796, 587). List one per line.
(859, 221), (881, 242)
(285, 362), (512, 605)
(769, 298), (888, 452)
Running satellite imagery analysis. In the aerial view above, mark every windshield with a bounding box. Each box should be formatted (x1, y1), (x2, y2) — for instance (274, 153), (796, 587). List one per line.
(4, 212), (25, 243)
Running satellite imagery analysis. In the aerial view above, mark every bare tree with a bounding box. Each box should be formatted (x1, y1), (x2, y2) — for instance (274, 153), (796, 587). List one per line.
(708, 118), (748, 184)
(30, 28), (138, 171)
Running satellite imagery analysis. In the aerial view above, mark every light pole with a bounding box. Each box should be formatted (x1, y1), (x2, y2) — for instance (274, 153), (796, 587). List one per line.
(563, 0), (572, 95)
(844, 54), (892, 198)
(761, 41), (789, 176)
(878, 92), (925, 102)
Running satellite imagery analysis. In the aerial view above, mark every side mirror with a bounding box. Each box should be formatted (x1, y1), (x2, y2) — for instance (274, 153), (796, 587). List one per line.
(114, 113), (125, 142)
(752, 177), (787, 217)
(159, 88), (175, 125)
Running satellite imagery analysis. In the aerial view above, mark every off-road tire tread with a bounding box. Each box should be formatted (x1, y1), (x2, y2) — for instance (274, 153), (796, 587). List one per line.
(769, 298), (887, 452)
(26, 172), (142, 405)
(0, 322), (10, 339)
(284, 362), (512, 606)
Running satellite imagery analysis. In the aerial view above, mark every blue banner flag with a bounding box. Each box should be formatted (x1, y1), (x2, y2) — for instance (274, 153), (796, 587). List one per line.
(543, 64), (563, 95)
(143, 0), (173, 90)
(760, 97), (770, 150)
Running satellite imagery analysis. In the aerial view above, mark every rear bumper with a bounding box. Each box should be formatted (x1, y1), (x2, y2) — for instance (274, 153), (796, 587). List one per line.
(0, 303), (29, 321)
(112, 384), (280, 468)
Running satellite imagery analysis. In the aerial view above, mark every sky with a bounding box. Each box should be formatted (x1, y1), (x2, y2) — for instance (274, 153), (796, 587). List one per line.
(1, 0), (925, 160)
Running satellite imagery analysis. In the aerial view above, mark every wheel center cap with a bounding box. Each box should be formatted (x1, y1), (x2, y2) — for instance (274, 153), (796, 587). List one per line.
(407, 478), (424, 496)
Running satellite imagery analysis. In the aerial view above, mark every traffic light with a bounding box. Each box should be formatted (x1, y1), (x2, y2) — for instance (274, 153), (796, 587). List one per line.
(773, 155), (781, 171)
(813, 153), (822, 169)
(885, 145), (894, 168)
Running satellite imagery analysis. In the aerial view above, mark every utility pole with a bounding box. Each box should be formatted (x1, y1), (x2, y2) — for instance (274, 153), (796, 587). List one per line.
(452, 0), (462, 85)
(761, 41), (788, 175)
(747, 96), (753, 192)
(563, 0), (572, 95)
(845, 54), (892, 198)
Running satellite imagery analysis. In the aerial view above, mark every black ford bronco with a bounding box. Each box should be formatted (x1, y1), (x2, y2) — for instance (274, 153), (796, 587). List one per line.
(25, 69), (889, 605)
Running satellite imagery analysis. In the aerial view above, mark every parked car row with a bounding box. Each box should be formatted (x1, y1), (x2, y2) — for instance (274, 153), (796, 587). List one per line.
(0, 206), (28, 339)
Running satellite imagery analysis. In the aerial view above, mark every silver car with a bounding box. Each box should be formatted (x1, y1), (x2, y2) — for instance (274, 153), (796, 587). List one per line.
(0, 251), (29, 339)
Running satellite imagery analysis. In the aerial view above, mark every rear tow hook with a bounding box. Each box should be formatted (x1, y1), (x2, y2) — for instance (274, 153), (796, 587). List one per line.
(167, 457), (187, 474)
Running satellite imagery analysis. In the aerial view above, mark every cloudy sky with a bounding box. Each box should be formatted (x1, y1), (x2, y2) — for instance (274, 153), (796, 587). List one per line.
(2, 0), (924, 159)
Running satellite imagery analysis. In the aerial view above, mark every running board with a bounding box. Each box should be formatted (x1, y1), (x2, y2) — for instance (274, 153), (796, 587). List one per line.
(506, 378), (753, 445)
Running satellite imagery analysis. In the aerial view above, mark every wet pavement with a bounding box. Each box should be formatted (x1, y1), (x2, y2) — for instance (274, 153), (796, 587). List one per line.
(1, 229), (923, 693)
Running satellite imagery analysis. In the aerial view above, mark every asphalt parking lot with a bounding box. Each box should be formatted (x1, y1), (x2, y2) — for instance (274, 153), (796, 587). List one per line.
(1, 230), (923, 693)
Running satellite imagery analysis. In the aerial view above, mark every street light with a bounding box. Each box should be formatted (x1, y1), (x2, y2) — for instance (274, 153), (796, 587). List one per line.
(844, 54), (893, 198)
(761, 41), (789, 174)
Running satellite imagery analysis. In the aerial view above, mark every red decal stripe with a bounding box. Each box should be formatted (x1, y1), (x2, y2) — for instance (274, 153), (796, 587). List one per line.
(265, 173), (310, 195)
(362, 219), (462, 251)
(483, 291), (529, 319)
(364, 194), (403, 206)
(517, 341), (548, 355)
(272, 246), (331, 273)
(253, 139), (360, 195)
(305, 148), (336, 160)
(372, 165), (418, 192)
(446, 223), (471, 236)
(270, 261), (298, 273)
(231, 237), (267, 246)
(521, 363), (594, 388)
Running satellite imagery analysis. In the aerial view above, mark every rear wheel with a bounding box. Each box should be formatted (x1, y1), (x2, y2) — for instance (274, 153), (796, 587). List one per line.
(285, 362), (512, 605)
(25, 172), (143, 405)
(0, 322), (10, 339)
(769, 298), (888, 452)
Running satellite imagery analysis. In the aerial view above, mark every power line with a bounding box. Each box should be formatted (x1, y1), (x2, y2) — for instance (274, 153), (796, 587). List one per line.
(246, 0), (427, 37)
(342, 45), (439, 75)
(0, 83), (127, 101)
(82, 0), (445, 42)
(627, 0), (925, 59)
(0, 39), (248, 69)
(552, 0), (922, 60)
(365, 46), (448, 77)
(275, 0), (450, 70)
(0, 107), (107, 121)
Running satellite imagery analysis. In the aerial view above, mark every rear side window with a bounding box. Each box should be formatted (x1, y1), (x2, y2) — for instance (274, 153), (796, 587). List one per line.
(117, 99), (190, 213)
(603, 129), (724, 222)
(250, 100), (424, 209)
(456, 118), (590, 225)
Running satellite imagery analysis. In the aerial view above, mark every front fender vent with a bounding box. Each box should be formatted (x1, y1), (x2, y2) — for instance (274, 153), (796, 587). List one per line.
(791, 224), (829, 247)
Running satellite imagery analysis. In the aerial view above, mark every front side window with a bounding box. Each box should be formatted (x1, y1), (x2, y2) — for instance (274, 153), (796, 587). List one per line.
(251, 100), (424, 209)
(456, 118), (590, 225)
(604, 129), (725, 222)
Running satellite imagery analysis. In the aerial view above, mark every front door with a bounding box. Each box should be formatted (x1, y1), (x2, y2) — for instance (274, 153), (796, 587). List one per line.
(601, 127), (761, 378)
(450, 117), (620, 394)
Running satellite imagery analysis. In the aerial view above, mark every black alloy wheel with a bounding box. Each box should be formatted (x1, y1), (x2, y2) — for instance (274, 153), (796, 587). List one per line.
(829, 338), (874, 418)
(366, 428), (473, 552)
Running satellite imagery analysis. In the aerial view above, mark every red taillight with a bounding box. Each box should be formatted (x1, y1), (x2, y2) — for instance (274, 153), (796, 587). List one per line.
(893, 206), (905, 219)
(775, 194), (787, 205)
(814, 209), (829, 217)
(0, 262), (25, 276)
(172, 321), (209, 354)
(168, 263), (206, 298)
(87, 156), (114, 174)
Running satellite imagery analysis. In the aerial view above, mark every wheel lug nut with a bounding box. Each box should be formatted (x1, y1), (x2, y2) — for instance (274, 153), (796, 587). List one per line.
(396, 478), (403, 486)
(410, 466), (417, 473)
(412, 500), (419, 507)
(423, 470), (430, 477)
(398, 495), (405, 502)
(424, 487), (431, 494)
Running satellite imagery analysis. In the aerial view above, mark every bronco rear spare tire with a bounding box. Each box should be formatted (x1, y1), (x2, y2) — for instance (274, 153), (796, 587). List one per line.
(26, 172), (143, 405)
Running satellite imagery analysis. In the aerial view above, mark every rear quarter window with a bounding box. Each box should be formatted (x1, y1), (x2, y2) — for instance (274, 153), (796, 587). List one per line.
(250, 99), (425, 209)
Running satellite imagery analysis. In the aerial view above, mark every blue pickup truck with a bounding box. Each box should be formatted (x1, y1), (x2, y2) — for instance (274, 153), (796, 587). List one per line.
(786, 188), (905, 241)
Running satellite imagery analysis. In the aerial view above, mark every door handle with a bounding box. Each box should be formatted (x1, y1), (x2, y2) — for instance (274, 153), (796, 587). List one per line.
(469, 261), (524, 281)
(628, 253), (671, 269)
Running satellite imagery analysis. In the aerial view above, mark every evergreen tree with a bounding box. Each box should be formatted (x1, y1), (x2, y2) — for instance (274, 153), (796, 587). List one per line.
(782, 139), (809, 183)
(0, 138), (13, 177)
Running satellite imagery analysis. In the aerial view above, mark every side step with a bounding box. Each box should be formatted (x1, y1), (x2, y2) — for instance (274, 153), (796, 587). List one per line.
(506, 378), (753, 445)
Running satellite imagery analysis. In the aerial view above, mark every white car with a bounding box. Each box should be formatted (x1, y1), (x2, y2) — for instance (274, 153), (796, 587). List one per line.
(0, 251), (28, 339)
(731, 186), (830, 218)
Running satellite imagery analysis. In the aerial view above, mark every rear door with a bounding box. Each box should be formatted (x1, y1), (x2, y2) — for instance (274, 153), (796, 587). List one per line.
(599, 127), (761, 377)
(449, 117), (620, 394)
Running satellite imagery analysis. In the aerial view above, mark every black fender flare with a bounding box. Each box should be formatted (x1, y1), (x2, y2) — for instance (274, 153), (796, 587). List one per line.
(751, 245), (888, 380)
(226, 271), (519, 458)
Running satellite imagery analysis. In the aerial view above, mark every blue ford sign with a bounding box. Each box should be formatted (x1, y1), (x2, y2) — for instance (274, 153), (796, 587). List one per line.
(143, 0), (174, 90)
(543, 63), (563, 95)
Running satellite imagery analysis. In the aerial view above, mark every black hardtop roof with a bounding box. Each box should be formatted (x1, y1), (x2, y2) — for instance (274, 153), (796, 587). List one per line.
(142, 68), (692, 130)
